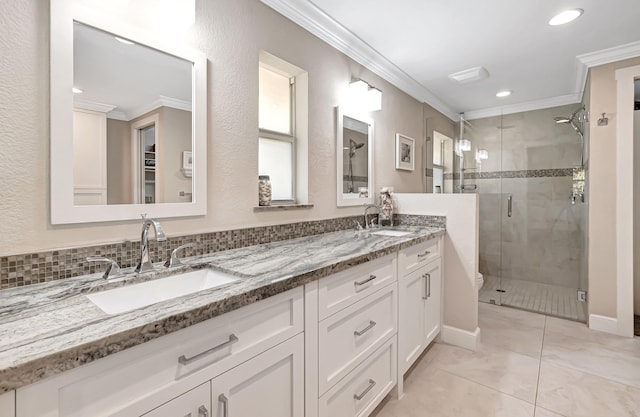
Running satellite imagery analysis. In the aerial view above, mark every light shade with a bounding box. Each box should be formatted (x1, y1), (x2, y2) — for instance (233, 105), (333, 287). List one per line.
(459, 139), (471, 152)
(549, 9), (583, 26)
(496, 90), (512, 98)
(478, 149), (489, 160)
(348, 79), (382, 112)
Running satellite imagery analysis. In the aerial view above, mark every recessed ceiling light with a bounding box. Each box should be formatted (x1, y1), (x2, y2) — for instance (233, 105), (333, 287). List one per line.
(72, 87), (83, 94)
(496, 90), (511, 98)
(549, 9), (583, 26)
(114, 36), (135, 45)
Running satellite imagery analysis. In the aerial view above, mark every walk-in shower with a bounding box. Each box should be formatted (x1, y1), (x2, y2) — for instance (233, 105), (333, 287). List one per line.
(464, 104), (589, 322)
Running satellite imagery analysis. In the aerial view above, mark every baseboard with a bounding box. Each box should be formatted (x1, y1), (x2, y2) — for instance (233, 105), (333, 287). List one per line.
(440, 325), (481, 351)
(589, 314), (618, 334)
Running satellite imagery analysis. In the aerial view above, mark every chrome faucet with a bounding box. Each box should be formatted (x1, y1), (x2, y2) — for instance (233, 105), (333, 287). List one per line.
(135, 215), (167, 273)
(364, 204), (381, 229)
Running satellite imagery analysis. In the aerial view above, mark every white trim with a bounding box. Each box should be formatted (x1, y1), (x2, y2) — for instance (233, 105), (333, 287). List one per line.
(588, 314), (619, 335)
(128, 96), (192, 121)
(463, 93), (582, 120)
(574, 40), (640, 103)
(614, 64), (639, 338)
(260, 0), (458, 121)
(73, 99), (116, 113)
(440, 325), (480, 351)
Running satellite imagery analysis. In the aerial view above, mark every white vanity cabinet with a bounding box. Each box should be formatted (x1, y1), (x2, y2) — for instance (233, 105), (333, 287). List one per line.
(210, 334), (304, 417)
(0, 390), (15, 417)
(398, 239), (442, 375)
(141, 382), (210, 417)
(16, 287), (303, 417)
(307, 253), (398, 417)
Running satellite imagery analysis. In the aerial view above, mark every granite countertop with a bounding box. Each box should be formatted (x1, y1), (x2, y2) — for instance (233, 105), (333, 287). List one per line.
(0, 225), (444, 392)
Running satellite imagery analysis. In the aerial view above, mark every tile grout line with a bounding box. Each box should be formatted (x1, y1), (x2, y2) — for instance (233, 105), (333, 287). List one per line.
(533, 315), (547, 415)
(434, 366), (539, 406)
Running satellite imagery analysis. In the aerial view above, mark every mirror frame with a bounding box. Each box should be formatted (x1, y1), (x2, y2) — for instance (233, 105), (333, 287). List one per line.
(336, 106), (374, 207)
(50, 0), (207, 224)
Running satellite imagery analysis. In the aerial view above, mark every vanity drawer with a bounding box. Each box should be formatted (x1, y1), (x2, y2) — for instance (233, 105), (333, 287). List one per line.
(17, 287), (303, 417)
(318, 336), (396, 417)
(398, 238), (440, 276)
(318, 254), (396, 320)
(318, 283), (397, 395)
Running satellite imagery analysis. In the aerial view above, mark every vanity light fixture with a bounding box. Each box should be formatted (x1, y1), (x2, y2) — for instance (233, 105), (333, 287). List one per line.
(349, 79), (382, 112)
(72, 87), (83, 94)
(496, 90), (511, 98)
(115, 36), (135, 45)
(478, 149), (489, 160)
(549, 9), (583, 26)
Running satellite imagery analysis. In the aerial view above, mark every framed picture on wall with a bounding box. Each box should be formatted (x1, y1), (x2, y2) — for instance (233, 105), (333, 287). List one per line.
(395, 133), (415, 171)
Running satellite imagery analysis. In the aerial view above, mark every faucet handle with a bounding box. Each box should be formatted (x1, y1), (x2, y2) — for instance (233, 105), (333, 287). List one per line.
(86, 257), (121, 280)
(164, 243), (194, 268)
(353, 220), (363, 231)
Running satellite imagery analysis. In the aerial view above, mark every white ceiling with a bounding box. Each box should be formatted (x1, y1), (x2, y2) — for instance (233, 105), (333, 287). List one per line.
(265, 0), (640, 119)
(73, 22), (192, 120)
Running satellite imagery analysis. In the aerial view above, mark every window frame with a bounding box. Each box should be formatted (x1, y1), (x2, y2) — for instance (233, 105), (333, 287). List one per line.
(258, 67), (297, 203)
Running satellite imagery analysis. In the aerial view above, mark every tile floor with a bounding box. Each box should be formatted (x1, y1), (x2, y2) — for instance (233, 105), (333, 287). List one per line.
(479, 275), (587, 322)
(372, 303), (640, 417)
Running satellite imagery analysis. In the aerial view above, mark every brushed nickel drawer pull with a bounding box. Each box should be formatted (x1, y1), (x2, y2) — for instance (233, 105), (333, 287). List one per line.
(198, 405), (209, 417)
(427, 273), (431, 298)
(422, 274), (428, 300)
(218, 394), (229, 417)
(354, 274), (377, 287)
(354, 379), (376, 400)
(417, 250), (431, 259)
(178, 334), (239, 365)
(354, 320), (377, 336)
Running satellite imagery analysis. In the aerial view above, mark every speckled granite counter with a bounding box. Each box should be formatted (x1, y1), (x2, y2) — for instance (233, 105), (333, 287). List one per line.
(0, 226), (444, 392)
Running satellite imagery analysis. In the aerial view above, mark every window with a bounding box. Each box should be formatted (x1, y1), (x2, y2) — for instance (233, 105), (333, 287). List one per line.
(259, 65), (295, 201)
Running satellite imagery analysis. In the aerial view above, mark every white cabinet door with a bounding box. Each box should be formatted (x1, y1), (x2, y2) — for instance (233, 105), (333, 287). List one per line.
(142, 383), (210, 417)
(210, 333), (304, 417)
(423, 260), (442, 347)
(398, 267), (426, 374)
(0, 391), (15, 417)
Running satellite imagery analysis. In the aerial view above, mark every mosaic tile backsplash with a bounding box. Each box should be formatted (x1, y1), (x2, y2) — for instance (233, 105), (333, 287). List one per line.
(0, 214), (445, 290)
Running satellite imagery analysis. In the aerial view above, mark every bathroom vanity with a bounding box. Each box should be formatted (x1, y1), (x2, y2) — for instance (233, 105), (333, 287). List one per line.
(0, 226), (444, 417)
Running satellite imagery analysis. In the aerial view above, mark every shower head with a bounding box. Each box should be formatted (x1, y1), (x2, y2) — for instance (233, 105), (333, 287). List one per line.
(348, 139), (365, 158)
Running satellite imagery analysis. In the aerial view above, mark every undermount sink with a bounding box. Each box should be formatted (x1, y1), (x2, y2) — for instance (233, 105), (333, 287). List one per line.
(86, 268), (239, 315)
(370, 229), (412, 237)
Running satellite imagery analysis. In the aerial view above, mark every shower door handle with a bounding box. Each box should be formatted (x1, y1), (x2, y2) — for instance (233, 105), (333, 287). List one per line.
(507, 194), (512, 218)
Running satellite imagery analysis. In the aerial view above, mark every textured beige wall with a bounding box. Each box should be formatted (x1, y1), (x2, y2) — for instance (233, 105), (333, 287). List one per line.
(0, 0), (450, 255)
(588, 56), (640, 319)
(106, 119), (132, 204)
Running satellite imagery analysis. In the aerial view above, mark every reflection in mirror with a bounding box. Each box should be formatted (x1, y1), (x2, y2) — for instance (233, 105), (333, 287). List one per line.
(72, 22), (193, 206)
(336, 107), (374, 207)
(432, 131), (454, 193)
(50, 0), (206, 224)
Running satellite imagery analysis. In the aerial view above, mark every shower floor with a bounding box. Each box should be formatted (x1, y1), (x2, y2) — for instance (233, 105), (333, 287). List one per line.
(479, 275), (587, 322)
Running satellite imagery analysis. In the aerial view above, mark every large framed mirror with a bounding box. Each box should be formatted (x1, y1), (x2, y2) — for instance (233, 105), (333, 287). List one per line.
(50, 0), (206, 224)
(336, 107), (374, 206)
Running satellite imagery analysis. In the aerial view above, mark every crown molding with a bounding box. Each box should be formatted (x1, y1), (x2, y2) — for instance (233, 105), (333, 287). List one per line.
(127, 96), (192, 121)
(463, 93), (582, 120)
(260, 0), (458, 121)
(574, 40), (640, 97)
(73, 99), (116, 113)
